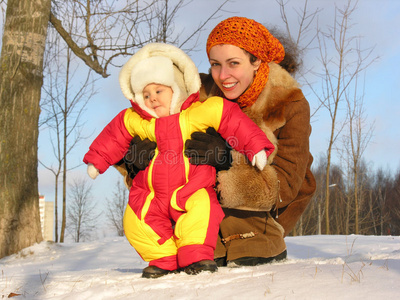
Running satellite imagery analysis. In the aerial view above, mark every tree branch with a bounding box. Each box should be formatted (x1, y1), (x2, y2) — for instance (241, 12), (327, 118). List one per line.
(49, 11), (108, 77)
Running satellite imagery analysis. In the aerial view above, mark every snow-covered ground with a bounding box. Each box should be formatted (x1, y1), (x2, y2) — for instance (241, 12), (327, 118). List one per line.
(1, 235), (399, 299)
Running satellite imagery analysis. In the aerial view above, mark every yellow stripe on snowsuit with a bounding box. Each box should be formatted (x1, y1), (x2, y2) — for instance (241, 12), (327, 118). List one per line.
(180, 96), (223, 135)
(123, 108), (157, 142)
(123, 108), (159, 218)
(142, 148), (158, 217)
(123, 205), (177, 261)
(170, 186), (186, 212)
(170, 96), (225, 212)
(174, 188), (212, 247)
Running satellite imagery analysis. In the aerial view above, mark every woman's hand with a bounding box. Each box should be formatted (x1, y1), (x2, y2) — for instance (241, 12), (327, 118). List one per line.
(124, 136), (157, 177)
(184, 127), (232, 171)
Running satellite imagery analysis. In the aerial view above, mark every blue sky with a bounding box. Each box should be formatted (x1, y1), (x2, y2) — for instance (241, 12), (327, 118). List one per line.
(6, 0), (397, 214)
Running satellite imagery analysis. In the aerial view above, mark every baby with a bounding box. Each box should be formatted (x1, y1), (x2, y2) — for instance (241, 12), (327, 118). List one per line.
(83, 43), (275, 278)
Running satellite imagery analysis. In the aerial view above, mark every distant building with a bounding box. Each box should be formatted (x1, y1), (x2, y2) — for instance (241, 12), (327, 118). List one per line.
(39, 195), (54, 241)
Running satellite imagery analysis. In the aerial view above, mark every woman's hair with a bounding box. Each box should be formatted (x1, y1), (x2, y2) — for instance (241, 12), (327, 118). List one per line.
(248, 52), (258, 65)
(242, 27), (302, 76)
(268, 26), (302, 75)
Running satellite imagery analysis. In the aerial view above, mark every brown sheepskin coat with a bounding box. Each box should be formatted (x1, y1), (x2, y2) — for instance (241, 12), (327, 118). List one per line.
(199, 62), (316, 234)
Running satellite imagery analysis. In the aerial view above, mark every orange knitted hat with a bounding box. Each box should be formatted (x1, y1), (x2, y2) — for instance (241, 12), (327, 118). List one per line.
(206, 16), (285, 108)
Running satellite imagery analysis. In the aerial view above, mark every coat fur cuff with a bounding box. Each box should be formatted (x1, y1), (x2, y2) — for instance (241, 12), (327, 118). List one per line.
(216, 151), (279, 211)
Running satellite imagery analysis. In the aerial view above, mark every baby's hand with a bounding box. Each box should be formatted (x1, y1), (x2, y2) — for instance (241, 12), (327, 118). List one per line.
(87, 163), (100, 179)
(251, 151), (267, 170)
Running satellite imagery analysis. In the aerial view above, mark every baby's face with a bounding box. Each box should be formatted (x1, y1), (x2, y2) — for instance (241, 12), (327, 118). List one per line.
(143, 83), (173, 117)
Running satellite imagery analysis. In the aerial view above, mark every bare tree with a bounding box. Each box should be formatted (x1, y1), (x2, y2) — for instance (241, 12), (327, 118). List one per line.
(302, 155), (326, 235)
(40, 31), (97, 243)
(67, 178), (99, 242)
(276, 0), (321, 79)
(372, 168), (392, 235)
(49, 0), (155, 78)
(40, 10), (99, 243)
(308, 0), (376, 234)
(49, 0), (230, 77)
(340, 75), (374, 234)
(295, 156), (345, 236)
(106, 179), (129, 236)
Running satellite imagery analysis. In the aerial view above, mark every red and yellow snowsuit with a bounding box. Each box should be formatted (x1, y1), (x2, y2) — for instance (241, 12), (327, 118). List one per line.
(83, 92), (275, 271)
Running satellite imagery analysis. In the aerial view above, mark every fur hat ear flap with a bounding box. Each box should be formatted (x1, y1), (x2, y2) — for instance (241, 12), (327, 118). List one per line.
(171, 65), (188, 114)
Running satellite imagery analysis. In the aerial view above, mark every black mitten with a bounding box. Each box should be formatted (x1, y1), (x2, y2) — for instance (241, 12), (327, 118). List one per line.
(124, 136), (156, 177)
(184, 127), (232, 171)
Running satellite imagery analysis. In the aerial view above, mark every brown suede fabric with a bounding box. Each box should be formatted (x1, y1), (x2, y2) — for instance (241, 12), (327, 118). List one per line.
(200, 63), (316, 259)
(214, 208), (286, 260)
(270, 161), (316, 236)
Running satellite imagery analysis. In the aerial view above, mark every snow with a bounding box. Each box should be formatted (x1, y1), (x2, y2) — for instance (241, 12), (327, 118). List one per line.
(1, 235), (399, 299)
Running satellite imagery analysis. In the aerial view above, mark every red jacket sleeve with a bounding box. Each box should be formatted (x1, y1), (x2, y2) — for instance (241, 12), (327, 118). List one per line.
(83, 109), (132, 173)
(218, 100), (275, 161)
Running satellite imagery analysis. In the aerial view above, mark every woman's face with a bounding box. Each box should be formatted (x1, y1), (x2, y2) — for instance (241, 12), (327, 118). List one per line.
(209, 44), (261, 100)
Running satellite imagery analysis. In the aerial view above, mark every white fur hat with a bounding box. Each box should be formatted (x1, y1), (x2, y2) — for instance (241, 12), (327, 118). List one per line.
(130, 56), (181, 117)
(119, 43), (201, 118)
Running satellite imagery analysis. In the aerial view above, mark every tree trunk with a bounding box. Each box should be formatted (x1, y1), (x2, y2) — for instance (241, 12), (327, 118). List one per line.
(60, 109), (67, 243)
(369, 190), (377, 235)
(0, 0), (51, 258)
(54, 173), (59, 242)
(354, 168), (359, 234)
(325, 161), (331, 234)
(317, 201), (321, 235)
(345, 194), (350, 235)
(59, 56), (70, 243)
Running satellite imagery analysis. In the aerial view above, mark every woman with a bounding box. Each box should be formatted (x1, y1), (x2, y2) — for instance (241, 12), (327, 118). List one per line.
(120, 16), (316, 267)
